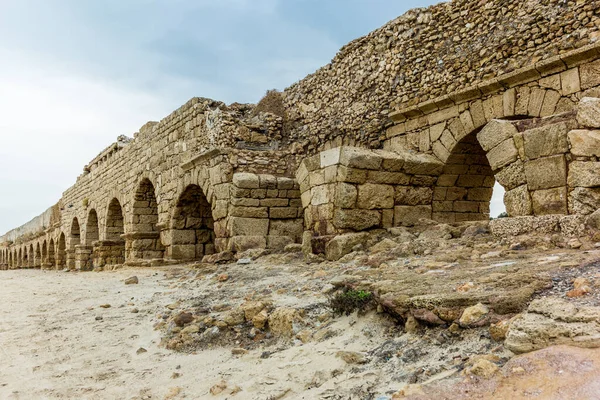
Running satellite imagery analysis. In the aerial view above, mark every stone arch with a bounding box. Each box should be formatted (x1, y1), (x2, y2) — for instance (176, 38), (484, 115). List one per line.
(106, 198), (125, 240)
(29, 244), (34, 268)
(432, 127), (497, 223)
(98, 198), (126, 267)
(9, 251), (13, 268)
(129, 177), (164, 261)
(86, 209), (99, 245)
(48, 238), (56, 268)
(22, 246), (28, 268)
(70, 218), (81, 247)
(41, 240), (48, 269)
(57, 232), (67, 269)
(167, 184), (215, 261)
(35, 242), (41, 268)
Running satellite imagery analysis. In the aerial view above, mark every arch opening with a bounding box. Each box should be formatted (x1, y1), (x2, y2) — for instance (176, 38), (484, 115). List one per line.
(169, 184), (215, 261)
(100, 198), (126, 267)
(35, 243), (41, 268)
(433, 132), (498, 223)
(41, 240), (48, 269)
(57, 232), (67, 269)
(86, 209), (99, 245)
(22, 247), (28, 268)
(48, 239), (56, 269)
(131, 179), (164, 260)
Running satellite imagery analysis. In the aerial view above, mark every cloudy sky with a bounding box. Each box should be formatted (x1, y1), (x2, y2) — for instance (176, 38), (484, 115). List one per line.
(0, 0), (505, 235)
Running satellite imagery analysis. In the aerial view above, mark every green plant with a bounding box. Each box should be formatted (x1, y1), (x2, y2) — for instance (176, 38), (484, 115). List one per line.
(328, 289), (374, 316)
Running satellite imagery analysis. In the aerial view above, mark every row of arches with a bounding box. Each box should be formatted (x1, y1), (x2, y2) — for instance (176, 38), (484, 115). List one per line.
(0, 179), (216, 270)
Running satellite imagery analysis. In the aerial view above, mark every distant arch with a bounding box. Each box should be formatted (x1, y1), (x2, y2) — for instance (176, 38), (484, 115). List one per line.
(35, 242), (41, 268)
(41, 240), (48, 269)
(168, 184), (215, 261)
(130, 178), (164, 261)
(48, 238), (56, 269)
(57, 232), (66, 269)
(106, 198), (125, 240)
(86, 209), (99, 245)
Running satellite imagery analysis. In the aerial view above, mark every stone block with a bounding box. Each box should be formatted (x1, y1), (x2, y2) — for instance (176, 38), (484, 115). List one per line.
(503, 88), (516, 116)
(260, 198), (289, 207)
(432, 141), (450, 163)
(269, 207), (298, 219)
(429, 122), (446, 142)
(495, 161), (526, 190)
(334, 183), (357, 208)
(577, 98), (600, 128)
(540, 90), (561, 117)
(504, 185), (532, 216)
(467, 187), (493, 201)
(366, 171), (410, 185)
(580, 60), (600, 90)
(309, 170), (325, 187)
(560, 67), (581, 95)
(325, 232), (370, 261)
(231, 206), (268, 218)
(453, 201), (479, 213)
(311, 185), (333, 206)
(477, 120), (518, 152)
(229, 217), (269, 237)
(230, 236), (267, 252)
(269, 219), (304, 240)
(277, 177), (295, 190)
(395, 186), (432, 206)
(320, 147), (341, 168)
(568, 161), (600, 188)
(532, 187), (568, 215)
(569, 187), (600, 215)
(528, 88), (546, 117)
(259, 174), (277, 189)
(339, 147), (382, 170)
(524, 155), (567, 190)
(337, 166), (367, 184)
(357, 183), (394, 209)
(333, 209), (381, 231)
(515, 86), (531, 116)
(266, 236), (294, 250)
(233, 173), (260, 189)
(568, 130), (600, 157)
(394, 205), (432, 226)
(171, 244), (196, 260)
(523, 122), (569, 160)
(171, 229), (196, 245)
(486, 139), (518, 170)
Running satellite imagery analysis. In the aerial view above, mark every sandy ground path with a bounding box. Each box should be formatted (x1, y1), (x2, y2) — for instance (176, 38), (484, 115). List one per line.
(0, 267), (381, 400)
(0, 268), (233, 399)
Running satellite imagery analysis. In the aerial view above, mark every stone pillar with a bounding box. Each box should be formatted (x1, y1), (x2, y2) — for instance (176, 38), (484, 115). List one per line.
(74, 245), (94, 271)
(123, 232), (164, 266)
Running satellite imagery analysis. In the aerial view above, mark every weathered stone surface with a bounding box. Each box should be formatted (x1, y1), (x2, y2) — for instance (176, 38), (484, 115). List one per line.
(531, 187), (568, 215)
(268, 307), (303, 337)
(356, 183), (394, 209)
(505, 298), (600, 354)
(524, 155), (567, 190)
(495, 161), (526, 191)
(568, 161), (600, 188)
(477, 120), (518, 152)
(332, 209), (380, 231)
(325, 232), (369, 261)
(569, 187), (600, 215)
(394, 205), (432, 226)
(394, 186), (432, 206)
(486, 139), (518, 170)
(568, 129), (600, 157)
(229, 217), (269, 237)
(504, 185), (532, 216)
(577, 97), (600, 128)
(522, 122), (568, 160)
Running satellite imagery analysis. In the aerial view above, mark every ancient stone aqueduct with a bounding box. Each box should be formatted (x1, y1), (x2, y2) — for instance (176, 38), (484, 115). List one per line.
(2, 0), (600, 270)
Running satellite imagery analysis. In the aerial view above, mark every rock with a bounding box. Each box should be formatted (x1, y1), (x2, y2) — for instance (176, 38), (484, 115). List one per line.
(99, 304), (111, 309)
(95, 316), (103, 321)
(412, 308), (445, 325)
(404, 315), (420, 333)
(202, 251), (235, 264)
(216, 273), (229, 282)
(459, 303), (489, 327)
(136, 347), (147, 355)
(336, 351), (368, 364)
(489, 318), (512, 342)
(124, 276), (139, 285)
(586, 209), (600, 230)
(568, 129), (600, 157)
(369, 238), (398, 254)
(181, 324), (200, 334)
(505, 298), (600, 353)
(131, 308), (139, 313)
(456, 282), (475, 292)
(566, 277), (592, 298)
(480, 251), (503, 260)
(210, 380), (227, 395)
(268, 307), (303, 337)
(236, 258), (252, 265)
(241, 301), (269, 321)
(567, 238), (583, 249)
(231, 348), (248, 356)
(222, 308), (245, 326)
(466, 358), (499, 379)
(283, 243), (303, 253)
(325, 232), (370, 261)
(296, 329), (312, 343)
(173, 312), (194, 327)
(576, 97), (600, 128)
